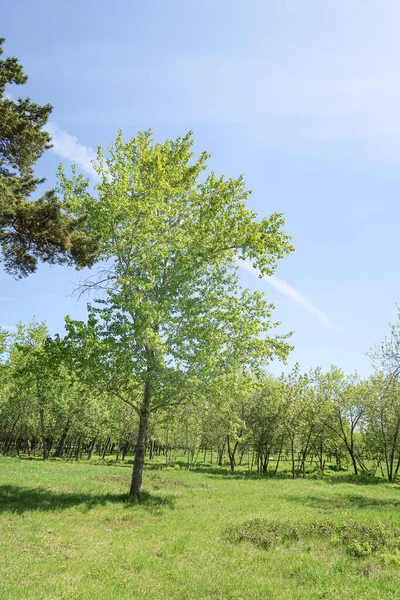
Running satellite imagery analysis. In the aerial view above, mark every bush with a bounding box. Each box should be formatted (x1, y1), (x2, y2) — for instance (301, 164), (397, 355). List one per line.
(226, 517), (400, 559)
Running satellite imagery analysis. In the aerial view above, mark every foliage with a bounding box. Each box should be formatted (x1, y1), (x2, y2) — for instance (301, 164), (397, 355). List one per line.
(0, 38), (99, 276)
(58, 130), (294, 496)
(226, 517), (400, 556)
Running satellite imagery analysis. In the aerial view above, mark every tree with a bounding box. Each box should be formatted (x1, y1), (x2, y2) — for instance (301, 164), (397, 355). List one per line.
(280, 365), (311, 478)
(59, 130), (294, 497)
(368, 310), (400, 480)
(249, 375), (287, 474)
(365, 373), (400, 481)
(322, 368), (367, 475)
(9, 320), (63, 460)
(0, 38), (99, 277)
(210, 370), (259, 473)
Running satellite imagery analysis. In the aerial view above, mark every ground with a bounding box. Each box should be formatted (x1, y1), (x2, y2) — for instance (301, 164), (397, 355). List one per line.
(1, 457), (400, 599)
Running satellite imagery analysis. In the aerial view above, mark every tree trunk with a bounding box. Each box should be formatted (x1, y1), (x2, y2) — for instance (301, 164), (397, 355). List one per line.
(217, 443), (225, 467)
(349, 448), (358, 475)
(149, 439), (155, 460)
(296, 426), (313, 478)
(122, 441), (129, 461)
(262, 448), (270, 473)
(3, 413), (20, 455)
(39, 406), (48, 461)
(54, 417), (71, 458)
(102, 437), (110, 459)
(130, 379), (151, 498)
(115, 441), (121, 463)
(75, 436), (82, 461)
(87, 432), (99, 460)
(273, 439), (284, 475)
(227, 435), (239, 473)
(290, 438), (296, 479)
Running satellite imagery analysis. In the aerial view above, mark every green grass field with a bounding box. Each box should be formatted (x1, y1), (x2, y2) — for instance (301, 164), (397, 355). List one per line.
(1, 457), (400, 599)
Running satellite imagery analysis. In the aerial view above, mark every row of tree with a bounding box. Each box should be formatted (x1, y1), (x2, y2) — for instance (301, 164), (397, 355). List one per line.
(2, 319), (400, 483)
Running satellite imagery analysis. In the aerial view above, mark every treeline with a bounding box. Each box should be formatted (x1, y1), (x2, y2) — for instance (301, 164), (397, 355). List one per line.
(2, 320), (400, 482)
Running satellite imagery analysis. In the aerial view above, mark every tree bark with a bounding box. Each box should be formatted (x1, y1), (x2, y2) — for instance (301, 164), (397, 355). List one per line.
(102, 437), (110, 459)
(130, 379), (151, 498)
(349, 446), (358, 475)
(149, 439), (155, 460)
(227, 435), (239, 473)
(39, 406), (48, 461)
(75, 435), (82, 461)
(87, 432), (99, 460)
(54, 417), (71, 458)
(290, 438), (296, 479)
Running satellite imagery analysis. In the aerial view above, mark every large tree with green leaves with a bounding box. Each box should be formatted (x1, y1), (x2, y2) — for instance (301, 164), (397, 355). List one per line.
(59, 130), (294, 497)
(0, 38), (99, 277)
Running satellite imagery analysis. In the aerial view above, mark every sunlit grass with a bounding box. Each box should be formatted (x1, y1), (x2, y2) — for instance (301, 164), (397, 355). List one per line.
(1, 456), (400, 599)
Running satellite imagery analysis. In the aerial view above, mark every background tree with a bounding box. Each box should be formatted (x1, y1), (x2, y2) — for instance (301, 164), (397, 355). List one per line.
(365, 373), (400, 481)
(322, 368), (367, 475)
(368, 311), (400, 480)
(249, 375), (286, 473)
(0, 38), (99, 277)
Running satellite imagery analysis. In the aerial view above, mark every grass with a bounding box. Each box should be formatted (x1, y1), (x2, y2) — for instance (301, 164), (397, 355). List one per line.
(1, 458), (400, 599)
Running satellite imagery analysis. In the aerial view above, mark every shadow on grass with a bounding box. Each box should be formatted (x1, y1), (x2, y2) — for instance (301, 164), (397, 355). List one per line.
(312, 472), (389, 486)
(0, 485), (174, 515)
(12, 455), (392, 487)
(165, 464), (391, 486)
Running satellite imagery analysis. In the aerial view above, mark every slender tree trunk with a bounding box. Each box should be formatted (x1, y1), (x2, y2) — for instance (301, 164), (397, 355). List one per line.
(349, 447), (358, 475)
(250, 450), (256, 472)
(39, 406), (48, 461)
(388, 417), (400, 481)
(3, 413), (20, 455)
(394, 454), (400, 479)
(217, 442), (225, 466)
(290, 438), (296, 479)
(273, 440), (284, 475)
(87, 432), (99, 460)
(149, 439), (155, 460)
(335, 448), (341, 471)
(115, 441), (121, 463)
(130, 379), (151, 498)
(319, 440), (325, 472)
(262, 448), (270, 473)
(227, 435), (239, 473)
(122, 441), (129, 461)
(102, 437), (110, 459)
(296, 427), (313, 478)
(54, 417), (71, 458)
(75, 436), (82, 461)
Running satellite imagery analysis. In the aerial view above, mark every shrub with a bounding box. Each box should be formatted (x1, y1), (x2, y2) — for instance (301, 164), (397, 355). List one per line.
(226, 518), (400, 559)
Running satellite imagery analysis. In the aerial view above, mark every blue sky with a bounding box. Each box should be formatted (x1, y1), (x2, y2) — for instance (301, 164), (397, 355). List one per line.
(2, 0), (400, 376)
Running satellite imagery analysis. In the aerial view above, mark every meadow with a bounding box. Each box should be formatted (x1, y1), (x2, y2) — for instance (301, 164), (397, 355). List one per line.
(1, 457), (400, 599)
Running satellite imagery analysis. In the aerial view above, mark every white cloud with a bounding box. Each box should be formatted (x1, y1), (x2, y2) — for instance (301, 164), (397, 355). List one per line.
(45, 122), (97, 178)
(240, 261), (334, 328)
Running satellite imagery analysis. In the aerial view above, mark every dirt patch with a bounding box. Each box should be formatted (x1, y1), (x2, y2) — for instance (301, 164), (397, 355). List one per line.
(91, 475), (129, 484)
